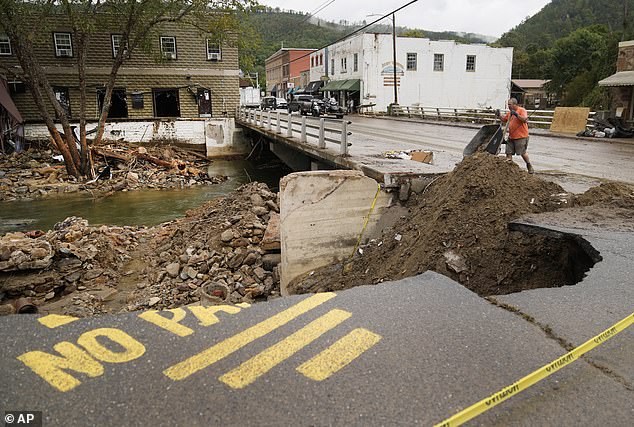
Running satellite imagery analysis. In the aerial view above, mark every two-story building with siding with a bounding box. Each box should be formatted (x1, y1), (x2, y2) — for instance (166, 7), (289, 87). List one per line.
(310, 33), (513, 112)
(0, 18), (243, 154)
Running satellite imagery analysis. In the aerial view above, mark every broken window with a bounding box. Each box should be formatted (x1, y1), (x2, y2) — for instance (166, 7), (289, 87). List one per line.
(197, 88), (212, 116)
(466, 55), (476, 72)
(97, 88), (128, 118)
(54, 33), (73, 57)
(0, 35), (11, 55)
(53, 87), (71, 117)
(206, 40), (221, 61)
(111, 34), (128, 59)
(160, 36), (176, 60)
(433, 53), (444, 72)
(153, 88), (180, 117)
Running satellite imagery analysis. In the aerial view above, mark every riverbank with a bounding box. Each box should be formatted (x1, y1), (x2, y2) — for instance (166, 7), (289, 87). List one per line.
(0, 142), (227, 202)
(0, 182), (281, 316)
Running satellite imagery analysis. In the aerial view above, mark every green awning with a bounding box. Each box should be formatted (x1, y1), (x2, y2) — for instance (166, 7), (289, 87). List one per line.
(320, 79), (360, 92)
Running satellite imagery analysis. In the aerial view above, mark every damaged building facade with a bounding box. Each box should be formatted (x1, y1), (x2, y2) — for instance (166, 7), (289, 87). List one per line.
(0, 18), (243, 155)
(599, 40), (634, 125)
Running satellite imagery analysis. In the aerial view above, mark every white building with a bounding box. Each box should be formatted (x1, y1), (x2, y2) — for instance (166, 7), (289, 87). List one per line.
(310, 33), (513, 112)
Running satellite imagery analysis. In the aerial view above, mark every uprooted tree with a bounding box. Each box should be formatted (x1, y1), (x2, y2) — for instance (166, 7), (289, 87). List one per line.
(0, 0), (257, 178)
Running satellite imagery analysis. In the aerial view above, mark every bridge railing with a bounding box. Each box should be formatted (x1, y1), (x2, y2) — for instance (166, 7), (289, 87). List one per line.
(236, 106), (351, 156)
(381, 105), (596, 129)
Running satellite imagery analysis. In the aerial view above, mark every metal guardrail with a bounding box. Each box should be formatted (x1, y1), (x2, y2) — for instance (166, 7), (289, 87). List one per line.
(369, 105), (596, 129)
(236, 107), (351, 156)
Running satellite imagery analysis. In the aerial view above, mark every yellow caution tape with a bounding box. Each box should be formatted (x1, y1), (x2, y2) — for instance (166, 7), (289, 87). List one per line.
(435, 312), (634, 427)
(344, 183), (382, 272)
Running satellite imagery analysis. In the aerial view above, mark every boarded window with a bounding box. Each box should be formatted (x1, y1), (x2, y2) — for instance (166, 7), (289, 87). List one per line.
(153, 88), (180, 117)
(466, 55), (476, 72)
(433, 53), (444, 71)
(97, 88), (128, 118)
(54, 33), (73, 57)
(160, 36), (176, 59)
(0, 35), (11, 55)
(407, 53), (417, 71)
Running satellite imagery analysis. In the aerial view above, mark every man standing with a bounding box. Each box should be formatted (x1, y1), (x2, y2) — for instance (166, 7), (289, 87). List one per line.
(498, 98), (534, 174)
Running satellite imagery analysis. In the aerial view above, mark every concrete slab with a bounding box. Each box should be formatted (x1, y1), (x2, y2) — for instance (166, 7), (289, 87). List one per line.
(1, 272), (631, 425)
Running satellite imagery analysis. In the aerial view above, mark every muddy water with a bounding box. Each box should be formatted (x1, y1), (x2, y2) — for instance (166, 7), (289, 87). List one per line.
(0, 159), (287, 234)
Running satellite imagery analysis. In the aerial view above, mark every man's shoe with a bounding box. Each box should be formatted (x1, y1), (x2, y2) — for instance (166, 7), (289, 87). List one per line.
(527, 163), (534, 174)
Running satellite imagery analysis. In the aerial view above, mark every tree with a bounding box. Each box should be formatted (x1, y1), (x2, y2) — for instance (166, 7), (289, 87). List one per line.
(0, 0), (256, 178)
(401, 29), (425, 38)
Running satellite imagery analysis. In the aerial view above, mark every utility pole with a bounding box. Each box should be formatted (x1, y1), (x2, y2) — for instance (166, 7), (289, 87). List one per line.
(392, 12), (398, 105)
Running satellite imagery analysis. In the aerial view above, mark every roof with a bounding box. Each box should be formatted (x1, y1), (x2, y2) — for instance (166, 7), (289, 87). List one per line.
(512, 79), (550, 89)
(265, 48), (318, 62)
(598, 71), (634, 87)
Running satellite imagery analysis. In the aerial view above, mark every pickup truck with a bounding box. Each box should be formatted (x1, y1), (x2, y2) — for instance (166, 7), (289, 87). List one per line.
(287, 95), (320, 116)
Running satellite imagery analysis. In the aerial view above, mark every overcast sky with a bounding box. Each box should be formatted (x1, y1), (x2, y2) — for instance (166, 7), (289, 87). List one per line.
(258, 0), (552, 38)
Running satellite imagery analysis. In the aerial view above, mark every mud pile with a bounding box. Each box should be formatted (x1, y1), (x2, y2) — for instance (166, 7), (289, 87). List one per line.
(290, 154), (582, 296)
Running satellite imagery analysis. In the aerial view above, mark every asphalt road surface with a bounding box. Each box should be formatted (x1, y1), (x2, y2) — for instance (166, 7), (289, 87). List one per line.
(349, 116), (634, 185)
(1, 267), (632, 426)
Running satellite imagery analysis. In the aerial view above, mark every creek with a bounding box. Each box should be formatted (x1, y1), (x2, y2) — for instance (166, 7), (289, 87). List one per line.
(0, 158), (288, 234)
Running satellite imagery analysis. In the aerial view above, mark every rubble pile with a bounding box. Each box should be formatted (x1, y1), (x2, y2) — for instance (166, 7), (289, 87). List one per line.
(0, 217), (146, 317)
(136, 182), (281, 310)
(0, 143), (227, 201)
(0, 182), (282, 317)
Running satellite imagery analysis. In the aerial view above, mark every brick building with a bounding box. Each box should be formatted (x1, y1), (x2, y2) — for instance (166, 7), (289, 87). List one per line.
(599, 40), (634, 124)
(0, 19), (240, 122)
(265, 48), (315, 98)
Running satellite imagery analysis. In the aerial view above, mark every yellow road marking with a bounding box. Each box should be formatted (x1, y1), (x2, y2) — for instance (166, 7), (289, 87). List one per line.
(17, 343), (104, 392)
(188, 305), (242, 327)
(164, 293), (336, 381)
(138, 308), (194, 337)
(220, 309), (351, 389)
(76, 328), (146, 363)
(297, 328), (381, 381)
(38, 314), (79, 329)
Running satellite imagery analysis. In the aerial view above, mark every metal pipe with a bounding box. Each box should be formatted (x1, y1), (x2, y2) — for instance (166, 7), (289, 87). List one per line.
(13, 297), (38, 314)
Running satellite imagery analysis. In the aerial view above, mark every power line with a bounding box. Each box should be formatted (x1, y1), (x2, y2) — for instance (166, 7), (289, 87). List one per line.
(285, 0), (419, 66)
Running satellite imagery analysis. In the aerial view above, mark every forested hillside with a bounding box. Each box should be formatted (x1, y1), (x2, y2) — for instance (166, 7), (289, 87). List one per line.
(496, 0), (633, 108)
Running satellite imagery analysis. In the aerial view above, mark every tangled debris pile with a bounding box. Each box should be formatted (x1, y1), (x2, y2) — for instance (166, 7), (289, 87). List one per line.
(0, 183), (281, 317)
(0, 143), (226, 201)
(290, 154), (615, 296)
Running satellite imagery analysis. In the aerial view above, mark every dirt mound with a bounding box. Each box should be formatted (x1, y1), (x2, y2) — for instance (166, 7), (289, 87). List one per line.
(574, 182), (634, 208)
(290, 154), (584, 296)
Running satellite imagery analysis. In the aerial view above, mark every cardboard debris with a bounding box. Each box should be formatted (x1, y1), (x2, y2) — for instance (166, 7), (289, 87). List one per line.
(382, 150), (433, 164)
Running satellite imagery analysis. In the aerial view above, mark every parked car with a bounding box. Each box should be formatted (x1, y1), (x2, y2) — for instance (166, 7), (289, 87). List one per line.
(288, 95), (321, 116)
(260, 96), (277, 110)
(275, 97), (288, 109)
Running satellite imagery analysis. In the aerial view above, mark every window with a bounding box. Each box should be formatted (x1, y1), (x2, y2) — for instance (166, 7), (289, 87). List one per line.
(466, 55), (476, 72)
(311, 57), (314, 67)
(320, 54), (323, 65)
(341, 57), (347, 73)
(331, 58), (335, 74)
(160, 36), (176, 59)
(433, 53), (444, 71)
(97, 88), (128, 118)
(53, 87), (71, 117)
(206, 40), (221, 61)
(153, 88), (180, 117)
(54, 33), (73, 57)
(0, 35), (11, 55)
(111, 34), (129, 59)
(353, 53), (358, 72)
(407, 53), (417, 71)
